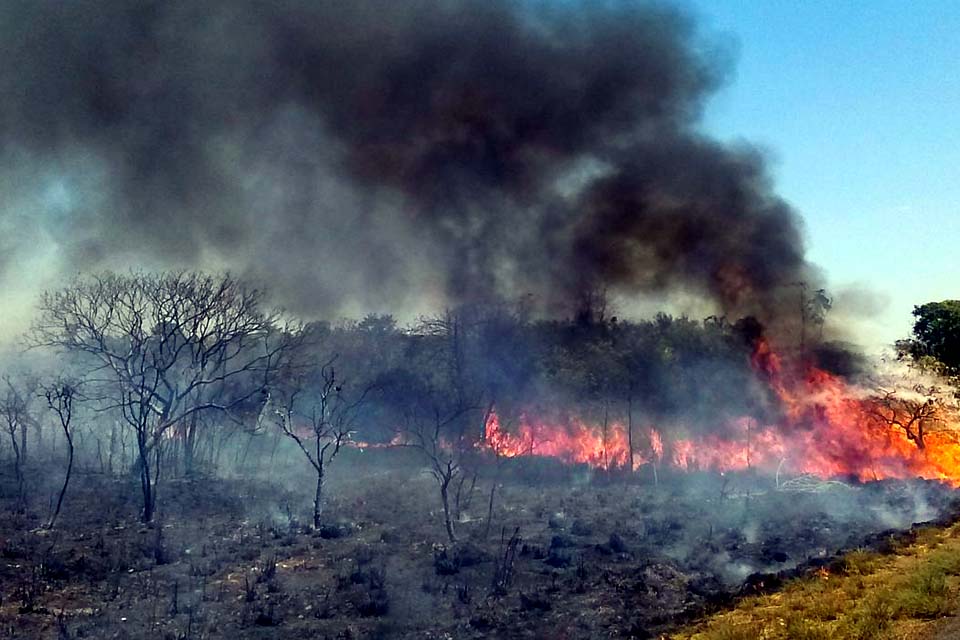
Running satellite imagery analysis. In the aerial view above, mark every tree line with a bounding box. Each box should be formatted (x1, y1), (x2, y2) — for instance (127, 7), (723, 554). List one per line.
(5, 271), (954, 542)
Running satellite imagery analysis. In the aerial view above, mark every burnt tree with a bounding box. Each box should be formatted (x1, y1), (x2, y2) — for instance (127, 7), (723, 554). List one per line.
(275, 360), (370, 529)
(403, 310), (490, 542)
(0, 375), (36, 514)
(33, 271), (298, 522)
(869, 386), (944, 450)
(43, 380), (76, 529)
(403, 404), (473, 544)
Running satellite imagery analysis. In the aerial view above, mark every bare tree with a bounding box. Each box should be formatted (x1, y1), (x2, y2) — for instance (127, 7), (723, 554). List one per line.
(32, 272), (300, 522)
(417, 311), (475, 424)
(403, 405), (473, 544)
(0, 375), (36, 513)
(869, 385), (945, 450)
(274, 360), (370, 529)
(401, 310), (489, 543)
(381, 382), (474, 545)
(43, 380), (77, 529)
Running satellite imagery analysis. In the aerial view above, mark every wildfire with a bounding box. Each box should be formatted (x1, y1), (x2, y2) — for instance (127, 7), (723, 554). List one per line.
(480, 338), (960, 484)
(484, 411), (632, 469)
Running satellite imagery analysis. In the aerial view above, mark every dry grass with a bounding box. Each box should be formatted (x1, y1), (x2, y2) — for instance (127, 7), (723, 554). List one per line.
(670, 524), (960, 640)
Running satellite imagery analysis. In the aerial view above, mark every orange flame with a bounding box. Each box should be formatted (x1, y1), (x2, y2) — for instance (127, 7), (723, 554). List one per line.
(484, 411), (631, 469)
(479, 338), (960, 484)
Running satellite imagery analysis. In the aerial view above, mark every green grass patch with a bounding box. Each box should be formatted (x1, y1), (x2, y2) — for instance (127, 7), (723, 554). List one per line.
(699, 620), (763, 640)
(890, 565), (951, 619)
(673, 523), (960, 640)
(840, 549), (883, 576)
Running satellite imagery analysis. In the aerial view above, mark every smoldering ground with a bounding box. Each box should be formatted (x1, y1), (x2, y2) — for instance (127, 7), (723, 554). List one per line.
(5, 434), (956, 638)
(1, 0), (819, 328)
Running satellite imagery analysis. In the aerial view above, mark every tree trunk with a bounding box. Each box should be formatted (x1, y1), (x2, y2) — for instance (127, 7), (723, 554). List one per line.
(184, 412), (198, 477)
(313, 462), (325, 529)
(47, 431), (74, 529)
(440, 479), (457, 543)
(19, 422), (27, 466)
(138, 436), (155, 523)
(118, 423), (128, 474)
(484, 481), (497, 538)
(141, 470), (154, 523)
(9, 430), (24, 514)
(108, 422), (117, 476)
(35, 420), (44, 463)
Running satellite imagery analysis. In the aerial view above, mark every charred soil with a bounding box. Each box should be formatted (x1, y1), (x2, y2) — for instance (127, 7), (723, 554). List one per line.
(1, 451), (957, 639)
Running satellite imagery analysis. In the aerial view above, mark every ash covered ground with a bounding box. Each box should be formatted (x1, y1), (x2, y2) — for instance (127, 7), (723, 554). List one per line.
(2, 447), (956, 640)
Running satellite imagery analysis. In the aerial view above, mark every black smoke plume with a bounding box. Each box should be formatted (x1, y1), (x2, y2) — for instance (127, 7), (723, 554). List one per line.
(0, 0), (817, 323)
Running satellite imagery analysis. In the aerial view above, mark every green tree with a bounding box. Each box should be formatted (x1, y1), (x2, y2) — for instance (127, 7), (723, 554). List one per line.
(908, 301), (960, 375)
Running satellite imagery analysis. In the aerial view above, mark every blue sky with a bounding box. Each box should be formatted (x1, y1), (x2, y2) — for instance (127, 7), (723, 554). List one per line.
(681, 0), (959, 348)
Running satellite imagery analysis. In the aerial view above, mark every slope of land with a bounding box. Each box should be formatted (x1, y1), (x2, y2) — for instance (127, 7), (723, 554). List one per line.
(671, 521), (960, 640)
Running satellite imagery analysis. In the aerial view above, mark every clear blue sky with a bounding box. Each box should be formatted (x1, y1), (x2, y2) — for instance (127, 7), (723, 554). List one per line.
(682, 0), (960, 348)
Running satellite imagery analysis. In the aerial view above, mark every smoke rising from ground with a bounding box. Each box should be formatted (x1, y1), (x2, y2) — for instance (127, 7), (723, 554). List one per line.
(0, 0), (817, 325)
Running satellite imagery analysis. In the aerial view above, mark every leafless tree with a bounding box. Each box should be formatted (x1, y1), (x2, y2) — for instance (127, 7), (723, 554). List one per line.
(403, 310), (489, 543)
(32, 271), (300, 522)
(274, 359), (370, 529)
(402, 405), (473, 544)
(1, 375), (36, 513)
(869, 385), (945, 450)
(417, 312), (475, 424)
(43, 380), (77, 529)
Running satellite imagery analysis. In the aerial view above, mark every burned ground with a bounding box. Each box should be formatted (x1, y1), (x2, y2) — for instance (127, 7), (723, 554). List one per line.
(2, 447), (956, 639)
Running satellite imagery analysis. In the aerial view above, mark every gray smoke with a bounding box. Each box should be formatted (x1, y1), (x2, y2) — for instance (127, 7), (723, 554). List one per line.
(0, 0), (817, 323)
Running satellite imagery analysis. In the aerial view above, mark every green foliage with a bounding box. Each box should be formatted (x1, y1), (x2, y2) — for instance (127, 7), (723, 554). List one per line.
(908, 300), (960, 375)
(840, 549), (883, 576)
(783, 614), (832, 640)
(889, 568), (950, 619)
(836, 592), (893, 640)
(679, 525), (960, 640)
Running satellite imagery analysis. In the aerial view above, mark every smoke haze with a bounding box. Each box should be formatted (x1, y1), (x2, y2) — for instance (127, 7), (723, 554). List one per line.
(0, 0), (819, 333)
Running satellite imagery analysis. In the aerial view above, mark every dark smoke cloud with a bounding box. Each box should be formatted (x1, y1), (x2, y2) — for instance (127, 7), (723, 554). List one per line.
(0, 0), (817, 323)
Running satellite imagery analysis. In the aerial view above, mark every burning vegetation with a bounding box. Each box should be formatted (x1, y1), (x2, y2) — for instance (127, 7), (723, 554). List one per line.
(1, 271), (960, 638)
(1, 0), (959, 638)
